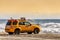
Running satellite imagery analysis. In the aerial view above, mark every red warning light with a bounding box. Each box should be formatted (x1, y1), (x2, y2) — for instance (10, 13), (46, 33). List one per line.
(14, 20), (17, 22)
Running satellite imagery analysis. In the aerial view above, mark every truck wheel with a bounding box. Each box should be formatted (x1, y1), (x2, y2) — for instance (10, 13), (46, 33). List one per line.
(27, 32), (32, 34)
(34, 28), (39, 34)
(14, 29), (20, 35)
(8, 32), (13, 35)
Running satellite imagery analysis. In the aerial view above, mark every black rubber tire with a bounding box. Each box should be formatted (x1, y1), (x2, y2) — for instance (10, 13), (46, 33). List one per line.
(27, 32), (32, 34)
(8, 32), (13, 35)
(34, 28), (39, 34)
(14, 29), (20, 35)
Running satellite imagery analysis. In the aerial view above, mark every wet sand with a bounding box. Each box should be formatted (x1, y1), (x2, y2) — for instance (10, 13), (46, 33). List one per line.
(0, 33), (60, 40)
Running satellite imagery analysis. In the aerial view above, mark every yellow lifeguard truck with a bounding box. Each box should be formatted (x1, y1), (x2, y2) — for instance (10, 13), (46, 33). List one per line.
(5, 17), (41, 35)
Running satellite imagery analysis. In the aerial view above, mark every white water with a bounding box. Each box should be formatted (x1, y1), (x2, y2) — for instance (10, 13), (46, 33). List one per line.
(40, 23), (60, 33)
(0, 23), (6, 32)
(0, 22), (60, 33)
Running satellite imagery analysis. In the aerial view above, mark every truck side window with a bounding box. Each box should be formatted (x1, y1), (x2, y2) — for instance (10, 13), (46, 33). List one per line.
(13, 21), (17, 25)
(19, 22), (25, 25)
(25, 22), (31, 25)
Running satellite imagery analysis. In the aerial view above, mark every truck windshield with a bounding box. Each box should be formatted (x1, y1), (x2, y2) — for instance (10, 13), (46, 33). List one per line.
(6, 21), (11, 25)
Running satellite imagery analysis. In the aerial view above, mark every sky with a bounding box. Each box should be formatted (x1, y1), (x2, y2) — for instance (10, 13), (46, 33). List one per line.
(0, 0), (60, 19)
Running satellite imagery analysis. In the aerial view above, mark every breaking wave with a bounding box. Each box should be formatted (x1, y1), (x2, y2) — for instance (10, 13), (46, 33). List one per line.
(40, 23), (60, 33)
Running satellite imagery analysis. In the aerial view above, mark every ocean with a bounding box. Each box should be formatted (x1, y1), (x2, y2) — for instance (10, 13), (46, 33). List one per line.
(0, 19), (60, 33)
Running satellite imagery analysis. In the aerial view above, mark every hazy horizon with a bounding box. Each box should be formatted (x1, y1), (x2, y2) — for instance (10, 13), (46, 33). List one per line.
(0, 0), (60, 19)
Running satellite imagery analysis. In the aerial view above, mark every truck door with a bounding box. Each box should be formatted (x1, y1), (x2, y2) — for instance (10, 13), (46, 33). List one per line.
(19, 22), (27, 32)
(24, 22), (32, 32)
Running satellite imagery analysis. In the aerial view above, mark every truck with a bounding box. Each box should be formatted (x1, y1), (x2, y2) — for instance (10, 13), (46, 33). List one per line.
(5, 17), (41, 35)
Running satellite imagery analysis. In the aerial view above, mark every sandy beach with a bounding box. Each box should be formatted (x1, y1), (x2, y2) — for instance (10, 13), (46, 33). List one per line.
(0, 32), (60, 40)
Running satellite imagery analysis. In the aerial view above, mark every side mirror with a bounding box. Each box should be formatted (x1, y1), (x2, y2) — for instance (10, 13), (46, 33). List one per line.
(30, 24), (31, 26)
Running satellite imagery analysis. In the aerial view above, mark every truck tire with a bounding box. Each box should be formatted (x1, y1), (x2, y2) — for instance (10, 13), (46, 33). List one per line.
(34, 28), (39, 34)
(14, 29), (20, 35)
(8, 32), (13, 35)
